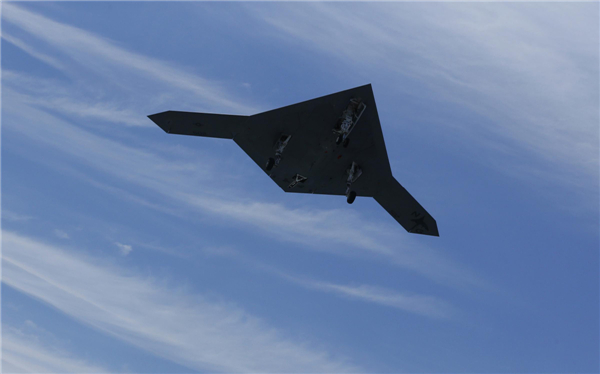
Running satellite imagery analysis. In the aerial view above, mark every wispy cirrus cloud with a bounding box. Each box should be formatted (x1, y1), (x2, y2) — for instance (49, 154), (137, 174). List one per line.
(306, 282), (455, 319)
(204, 247), (458, 319)
(2, 231), (360, 373)
(4, 94), (481, 289)
(2, 210), (35, 222)
(2, 324), (108, 373)
(186, 192), (480, 289)
(249, 3), (599, 192)
(2, 32), (65, 71)
(3, 70), (152, 128)
(2, 3), (258, 115)
(2, 3), (484, 290)
(114, 242), (133, 256)
(53, 229), (70, 239)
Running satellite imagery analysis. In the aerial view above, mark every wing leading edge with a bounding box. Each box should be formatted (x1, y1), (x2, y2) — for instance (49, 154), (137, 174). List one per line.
(148, 85), (439, 236)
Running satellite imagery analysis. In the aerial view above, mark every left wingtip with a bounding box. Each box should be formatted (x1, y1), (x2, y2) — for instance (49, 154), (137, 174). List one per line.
(147, 111), (171, 133)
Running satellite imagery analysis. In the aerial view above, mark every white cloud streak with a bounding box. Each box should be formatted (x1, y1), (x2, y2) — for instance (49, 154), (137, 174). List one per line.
(306, 282), (456, 320)
(2, 210), (34, 222)
(2, 70), (153, 128)
(2, 32), (65, 71)
(114, 242), (133, 256)
(185, 193), (482, 289)
(53, 229), (70, 239)
(2, 326), (107, 373)
(2, 231), (360, 372)
(204, 247), (457, 319)
(250, 3), (598, 189)
(2, 3), (257, 115)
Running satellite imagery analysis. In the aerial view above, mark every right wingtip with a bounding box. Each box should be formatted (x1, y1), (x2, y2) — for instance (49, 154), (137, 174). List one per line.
(430, 220), (440, 237)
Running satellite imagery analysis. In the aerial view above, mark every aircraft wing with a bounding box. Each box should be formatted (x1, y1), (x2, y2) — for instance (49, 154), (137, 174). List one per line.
(374, 176), (439, 236)
(147, 111), (248, 139)
(148, 84), (439, 236)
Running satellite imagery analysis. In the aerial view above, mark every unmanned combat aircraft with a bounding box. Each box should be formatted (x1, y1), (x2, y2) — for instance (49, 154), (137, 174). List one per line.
(148, 84), (439, 236)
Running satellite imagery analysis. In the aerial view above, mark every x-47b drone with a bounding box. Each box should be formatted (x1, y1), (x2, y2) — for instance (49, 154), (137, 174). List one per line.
(149, 84), (438, 236)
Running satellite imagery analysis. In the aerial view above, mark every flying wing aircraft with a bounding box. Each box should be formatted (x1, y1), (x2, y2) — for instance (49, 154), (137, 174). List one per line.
(148, 84), (439, 236)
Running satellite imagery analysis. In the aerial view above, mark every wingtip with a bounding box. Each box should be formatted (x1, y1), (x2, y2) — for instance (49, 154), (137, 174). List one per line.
(409, 218), (439, 237)
(147, 112), (160, 122)
(147, 111), (171, 133)
(148, 111), (167, 120)
(413, 228), (439, 237)
(430, 220), (440, 237)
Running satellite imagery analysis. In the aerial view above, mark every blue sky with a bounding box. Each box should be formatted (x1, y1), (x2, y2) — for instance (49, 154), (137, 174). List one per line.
(1, 2), (598, 373)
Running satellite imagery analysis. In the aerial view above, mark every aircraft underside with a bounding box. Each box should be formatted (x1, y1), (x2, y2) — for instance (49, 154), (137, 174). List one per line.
(148, 84), (439, 236)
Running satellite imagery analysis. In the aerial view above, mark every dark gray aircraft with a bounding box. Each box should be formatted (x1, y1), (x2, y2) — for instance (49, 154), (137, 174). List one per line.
(148, 84), (438, 236)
